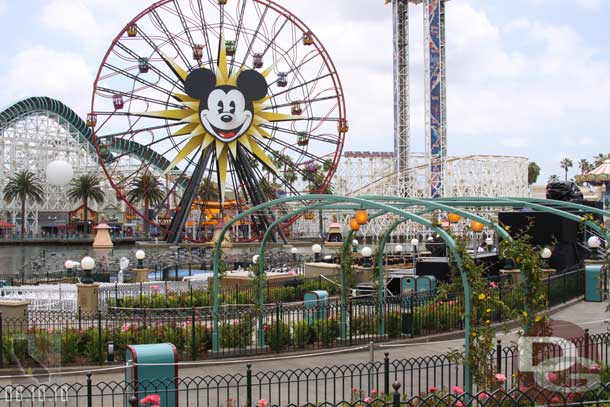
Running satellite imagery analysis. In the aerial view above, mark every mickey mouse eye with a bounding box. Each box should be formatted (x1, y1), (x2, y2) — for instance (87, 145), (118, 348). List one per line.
(229, 101), (236, 114)
(217, 100), (224, 114)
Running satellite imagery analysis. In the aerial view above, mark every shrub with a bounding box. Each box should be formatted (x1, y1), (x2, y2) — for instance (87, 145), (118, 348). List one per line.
(265, 321), (291, 351)
(292, 321), (315, 348)
(220, 319), (254, 349)
(314, 318), (339, 346)
(351, 315), (376, 335)
(384, 312), (402, 338)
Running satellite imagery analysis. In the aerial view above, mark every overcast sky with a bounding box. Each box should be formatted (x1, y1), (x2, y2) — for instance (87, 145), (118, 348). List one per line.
(0, 0), (608, 183)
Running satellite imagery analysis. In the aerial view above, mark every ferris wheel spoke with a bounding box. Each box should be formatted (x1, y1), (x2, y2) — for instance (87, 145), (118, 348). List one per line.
(228, 0), (248, 76)
(96, 87), (184, 110)
(196, 0), (217, 70)
(104, 63), (176, 99)
(265, 95), (337, 111)
(96, 122), (184, 141)
(271, 72), (333, 98)
(238, 2), (270, 69)
(114, 42), (183, 88)
(256, 134), (325, 165)
(149, 9), (192, 70)
(260, 18), (289, 58)
(173, 1), (197, 51)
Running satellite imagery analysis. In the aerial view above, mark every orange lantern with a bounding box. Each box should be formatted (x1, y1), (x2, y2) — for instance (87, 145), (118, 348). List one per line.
(349, 218), (360, 231)
(448, 213), (461, 223)
(471, 221), (485, 233)
(355, 209), (369, 225)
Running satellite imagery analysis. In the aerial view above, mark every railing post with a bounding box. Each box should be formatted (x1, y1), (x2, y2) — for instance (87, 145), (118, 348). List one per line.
(191, 308), (197, 360)
(584, 328), (590, 359)
(246, 363), (252, 407)
(384, 352), (390, 396)
(409, 295), (414, 337)
(0, 312), (4, 368)
(496, 339), (502, 372)
(275, 302), (281, 352)
(86, 372), (93, 407)
(349, 299), (353, 346)
(392, 382), (401, 407)
(97, 311), (103, 364)
(78, 306), (82, 331)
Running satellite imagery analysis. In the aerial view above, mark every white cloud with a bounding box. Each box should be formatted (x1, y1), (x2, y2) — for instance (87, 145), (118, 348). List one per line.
(0, 47), (94, 115)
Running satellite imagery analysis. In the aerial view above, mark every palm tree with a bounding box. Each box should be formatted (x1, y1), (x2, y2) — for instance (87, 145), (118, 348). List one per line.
(127, 173), (165, 237)
(528, 162), (541, 185)
(198, 178), (220, 202)
(578, 159), (592, 175)
(593, 153), (608, 167)
(548, 174), (561, 183)
(3, 171), (44, 236)
(67, 175), (105, 234)
(559, 158), (573, 181)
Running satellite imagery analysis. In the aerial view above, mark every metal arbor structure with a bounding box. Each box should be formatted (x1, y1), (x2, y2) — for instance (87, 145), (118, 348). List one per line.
(89, 0), (347, 243)
(212, 194), (610, 394)
(387, 0), (448, 198)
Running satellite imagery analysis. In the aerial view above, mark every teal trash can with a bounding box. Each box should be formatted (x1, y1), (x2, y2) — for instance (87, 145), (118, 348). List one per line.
(401, 276), (417, 295)
(126, 343), (178, 407)
(585, 263), (606, 302)
(416, 276), (437, 293)
(304, 290), (328, 324)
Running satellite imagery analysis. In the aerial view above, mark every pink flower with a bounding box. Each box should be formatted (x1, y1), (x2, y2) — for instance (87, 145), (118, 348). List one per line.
(550, 396), (561, 404)
(478, 393), (488, 401)
(429, 386), (439, 393)
(257, 399), (269, 407)
(489, 282), (498, 289)
(150, 285), (160, 291)
(140, 394), (161, 405)
(494, 373), (507, 383)
(546, 372), (558, 383)
(452, 386), (464, 395)
(352, 387), (358, 392)
(371, 389), (378, 396)
(519, 386), (529, 393)
(121, 323), (131, 333)
(364, 397), (373, 404)
(47, 327), (54, 334)
(456, 401), (464, 407)
(590, 363), (601, 373)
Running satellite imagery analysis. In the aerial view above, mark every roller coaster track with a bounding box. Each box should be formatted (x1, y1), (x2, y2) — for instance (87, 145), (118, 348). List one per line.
(0, 96), (173, 172)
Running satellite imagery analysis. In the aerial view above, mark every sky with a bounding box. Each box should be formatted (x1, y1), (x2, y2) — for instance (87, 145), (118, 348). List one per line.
(0, 0), (609, 183)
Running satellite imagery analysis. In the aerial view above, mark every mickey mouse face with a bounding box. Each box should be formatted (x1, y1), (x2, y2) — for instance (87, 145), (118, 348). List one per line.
(184, 68), (268, 143)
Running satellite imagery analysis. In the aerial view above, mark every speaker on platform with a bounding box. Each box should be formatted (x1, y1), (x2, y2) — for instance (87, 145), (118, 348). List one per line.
(498, 212), (579, 245)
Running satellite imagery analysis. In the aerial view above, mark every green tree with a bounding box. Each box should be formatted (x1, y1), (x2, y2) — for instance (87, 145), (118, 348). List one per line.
(559, 158), (573, 181)
(527, 162), (540, 185)
(578, 159), (593, 175)
(3, 171), (44, 236)
(127, 173), (165, 237)
(198, 178), (220, 202)
(548, 174), (560, 183)
(593, 153), (608, 167)
(67, 175), (105, 234)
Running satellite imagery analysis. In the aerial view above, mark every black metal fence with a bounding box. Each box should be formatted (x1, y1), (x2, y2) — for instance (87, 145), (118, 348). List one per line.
(0, 331), (608, 407)
(0, 267), (585, 367)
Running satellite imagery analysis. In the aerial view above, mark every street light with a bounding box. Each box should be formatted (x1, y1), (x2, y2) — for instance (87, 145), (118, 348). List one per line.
(312, 244), (322, 262)
(352, 239), (359, 253)
(80, 256), (95, 284)
(64, 260), (74, 276)
(361, 246), (373, 267)
(541, 247), (552, 268)
(291, 247), (298, 264)
(411, 238), (419, 254)
(135, 250), (145, 268)
(588, 236), (602, 259)
(395, 244), (403, 253)
(252, 254), (259, 264)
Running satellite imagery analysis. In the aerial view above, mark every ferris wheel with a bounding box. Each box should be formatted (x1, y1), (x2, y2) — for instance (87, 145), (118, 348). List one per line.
(89, 0), (347, 242)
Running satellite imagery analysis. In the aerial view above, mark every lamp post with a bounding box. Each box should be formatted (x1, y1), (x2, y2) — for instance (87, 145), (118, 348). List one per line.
(361, 246), (373, 267)
(541, 247), (552, 269)
(291, 247), (298, 266)
(80, 256), (95, 284)
(64, 260), (75, 277)
(352, 239), (359, 253)
(411, 238), (419, 255)
(312, 244), (322, 262)
(135, 250), (146, 268)
(588, 236), (601, 260)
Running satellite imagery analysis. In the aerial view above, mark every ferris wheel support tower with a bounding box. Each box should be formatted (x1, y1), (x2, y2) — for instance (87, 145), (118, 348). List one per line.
(388, 0), (448, 198)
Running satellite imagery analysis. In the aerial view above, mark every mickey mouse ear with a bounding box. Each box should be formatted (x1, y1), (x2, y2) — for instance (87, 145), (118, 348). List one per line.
(237, 70), (268, 101)
(184, 68), (216, 99)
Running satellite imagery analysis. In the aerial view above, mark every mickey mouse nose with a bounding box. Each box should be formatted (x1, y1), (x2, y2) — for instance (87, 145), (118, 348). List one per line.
(220, 114), (232, 123)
